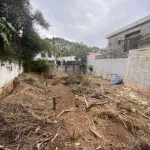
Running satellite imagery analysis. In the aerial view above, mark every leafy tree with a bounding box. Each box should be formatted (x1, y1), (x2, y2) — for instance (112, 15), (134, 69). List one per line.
(0, 17), (17, 47)
(49, 37), (91, 63)
(40, 38), (54, 56)
(0, 17), (22, 63)
(48, 37), (105, 64)
(34, 9), (50, 29)
(0, 0), (51, 67)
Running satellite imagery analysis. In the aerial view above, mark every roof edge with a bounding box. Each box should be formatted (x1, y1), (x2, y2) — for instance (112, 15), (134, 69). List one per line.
(106, 15), (150, 39)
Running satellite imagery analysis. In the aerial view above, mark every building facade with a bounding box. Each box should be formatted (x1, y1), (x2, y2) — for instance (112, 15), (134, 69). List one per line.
(106, 15), (150, 58)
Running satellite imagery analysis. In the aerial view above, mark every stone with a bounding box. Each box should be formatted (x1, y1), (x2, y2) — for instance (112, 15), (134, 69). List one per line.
(141, 101), (148, 105)
(75, 142), (81, 146)
(129, 93), (137, 100)
(132, 108), (136, 113)
(0, 145), (4, 148)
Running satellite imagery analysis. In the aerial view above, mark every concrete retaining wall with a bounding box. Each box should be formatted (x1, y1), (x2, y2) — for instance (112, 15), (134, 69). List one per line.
(87, 47), (150, 92)
(0, 62), (23, 88)
(59, 65), (86, 74)
(125, 48), (150, 92)
(87, 56), (127, 80)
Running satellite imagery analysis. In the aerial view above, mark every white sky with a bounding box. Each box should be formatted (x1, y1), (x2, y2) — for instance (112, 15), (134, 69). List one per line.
(30, 0), (150, 48)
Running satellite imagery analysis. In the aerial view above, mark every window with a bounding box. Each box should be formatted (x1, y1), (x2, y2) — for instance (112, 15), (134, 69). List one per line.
(124, 30), (141, 51)
(117, 40), (121, 45)
(108, 43), (112, 48)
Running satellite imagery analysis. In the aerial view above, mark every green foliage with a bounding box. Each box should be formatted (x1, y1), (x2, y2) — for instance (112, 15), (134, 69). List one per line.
(0, 0), (50, 65)
(0, 42), (22, 63)
(40, 38), (53, 55)
(0, 32), (9, 46)
(88, 65), (93, 72)
(49, 38), (89, 63)
(6, 22), (17, 33)
(49, 37), (105, 64)
(70, 130), (78, 141)
(0, 17), (17, 47)
(0, 17), (21, 63)
(92, 112), (97, 117)
(34, 9), (50, 29)
(31, 59), (54, 73)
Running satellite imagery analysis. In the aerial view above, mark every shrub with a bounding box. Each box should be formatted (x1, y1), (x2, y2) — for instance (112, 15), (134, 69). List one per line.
(31, 59), (54, 73)
(23, 60), (32, 72)
(88, 65), (93, 74)
(23, 59), (54, 73)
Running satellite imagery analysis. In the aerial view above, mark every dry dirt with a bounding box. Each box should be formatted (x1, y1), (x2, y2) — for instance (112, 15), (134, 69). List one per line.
(0, 72), (150, 150)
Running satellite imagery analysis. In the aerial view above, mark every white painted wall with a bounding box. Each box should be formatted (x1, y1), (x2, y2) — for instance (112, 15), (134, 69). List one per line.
(0, 62), (23, 88)
(34, 52), (49, 60)
(34, 52), (56, 63)
(57, 56), (75, 61)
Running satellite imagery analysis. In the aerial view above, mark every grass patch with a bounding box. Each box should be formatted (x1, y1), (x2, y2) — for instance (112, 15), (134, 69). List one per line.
(25, 77), (46, 89)
(92, 112), (97, 117)
(70, 130), (78, 141)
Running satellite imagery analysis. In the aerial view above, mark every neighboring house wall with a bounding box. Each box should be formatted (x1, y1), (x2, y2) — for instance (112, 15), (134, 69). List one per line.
(107, 16), (150, 58)
(34, 52), (49, 60)
(0, 62), (23, 88)
(87, 47), (150, 92)
(57, 56), (76, 62)
(34, 52), (56, 63)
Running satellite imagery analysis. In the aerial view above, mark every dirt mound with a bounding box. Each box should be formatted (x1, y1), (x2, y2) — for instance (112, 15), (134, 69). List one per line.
(0, 73), (150, 150)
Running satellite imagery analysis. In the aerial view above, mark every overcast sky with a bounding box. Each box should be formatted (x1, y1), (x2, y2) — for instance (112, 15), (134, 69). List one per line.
(30, 0), (150, 48)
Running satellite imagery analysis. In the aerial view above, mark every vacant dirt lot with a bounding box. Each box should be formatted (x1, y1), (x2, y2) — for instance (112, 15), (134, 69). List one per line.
(0, 72), (150, 150)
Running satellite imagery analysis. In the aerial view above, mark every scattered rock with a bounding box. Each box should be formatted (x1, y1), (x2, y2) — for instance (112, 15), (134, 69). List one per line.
(0, 145), (4, 149)
(141, 101), (148, 106)
(132, 108), (136, 113)
(75, 142), (81, 146)
(129, 93), (137, 100)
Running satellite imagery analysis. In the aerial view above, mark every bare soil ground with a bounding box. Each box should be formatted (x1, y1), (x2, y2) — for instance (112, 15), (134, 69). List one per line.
(0, 72), (150, 150)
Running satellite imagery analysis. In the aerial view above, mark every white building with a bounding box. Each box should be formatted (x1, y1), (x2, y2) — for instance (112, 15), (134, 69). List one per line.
(34, 51), (56, 63)
(57, 56), (75, 62)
